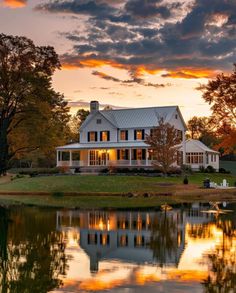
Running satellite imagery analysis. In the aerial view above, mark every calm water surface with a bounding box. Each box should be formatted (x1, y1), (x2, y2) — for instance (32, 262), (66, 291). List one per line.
(0, 203), (236, 293)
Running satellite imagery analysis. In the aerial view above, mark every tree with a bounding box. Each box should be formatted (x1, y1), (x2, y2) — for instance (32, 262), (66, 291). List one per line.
(187, 116), (219, 148)
(0, 33), (70, 174)
(145, 118), (182, 174)
(199, 64), (236, 154)
(69, 109), (89, 142)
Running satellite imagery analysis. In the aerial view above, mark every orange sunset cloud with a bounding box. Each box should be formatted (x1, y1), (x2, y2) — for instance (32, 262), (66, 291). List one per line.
(3, 0), (27, 8)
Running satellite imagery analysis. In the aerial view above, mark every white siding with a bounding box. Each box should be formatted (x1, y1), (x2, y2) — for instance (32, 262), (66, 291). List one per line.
(80, 112), (118, 143)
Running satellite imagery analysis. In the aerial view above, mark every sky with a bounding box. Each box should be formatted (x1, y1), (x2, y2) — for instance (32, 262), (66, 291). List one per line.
(0, 0), (236, 121)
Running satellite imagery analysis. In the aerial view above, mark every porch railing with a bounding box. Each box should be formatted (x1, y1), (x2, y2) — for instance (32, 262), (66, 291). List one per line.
(57, 160), (153, 167)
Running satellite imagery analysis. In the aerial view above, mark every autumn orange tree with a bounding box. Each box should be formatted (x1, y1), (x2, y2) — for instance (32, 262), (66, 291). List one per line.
(0, 34), (70, 175)
(199, 65), (236, 154)
(145, 118), (182, 175)
(187, 116), (219, 148)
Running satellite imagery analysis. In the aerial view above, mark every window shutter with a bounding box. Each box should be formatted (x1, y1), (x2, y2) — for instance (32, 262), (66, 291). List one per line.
(88, 132), (90, 142)
(125, 149), (129, 160)
(134, 130), (137, 140)
(95, 132), (98, 141)
(125, 130), (128, 140)
(117, 149), (120, 160)
(133, 149), (137, 160)
(100, 131), (102, 141)
(142, 129), (145, 140)
(142, 149), (146, 160)
(107, 131), (110, 141)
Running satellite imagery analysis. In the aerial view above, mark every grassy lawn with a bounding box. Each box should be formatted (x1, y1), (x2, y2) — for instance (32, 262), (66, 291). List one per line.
(0, 173), (235, 193)
(0, 173), (235, 209)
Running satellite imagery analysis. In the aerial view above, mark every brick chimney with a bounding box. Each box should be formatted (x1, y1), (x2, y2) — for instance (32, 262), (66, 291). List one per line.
(90, 100), (99, 113)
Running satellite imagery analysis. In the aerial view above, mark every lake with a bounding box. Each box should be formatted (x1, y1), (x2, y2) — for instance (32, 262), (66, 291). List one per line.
(0, 202), (235, 292)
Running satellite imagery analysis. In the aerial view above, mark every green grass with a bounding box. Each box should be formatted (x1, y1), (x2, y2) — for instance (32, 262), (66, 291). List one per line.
(0, 173), (235, 193)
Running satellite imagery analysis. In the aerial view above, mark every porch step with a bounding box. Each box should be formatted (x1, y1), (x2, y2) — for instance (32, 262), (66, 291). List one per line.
(79, 166), (107, 173)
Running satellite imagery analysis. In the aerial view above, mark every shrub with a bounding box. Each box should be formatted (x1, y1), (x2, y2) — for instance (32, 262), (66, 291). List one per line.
(219, 167), (231, 174)
(183, 176), (189, 184)
(199, 165), (205, 173)
(205, 165), (215, 173)
(181, 164), (192, 174)
(18, 168), (60, 176)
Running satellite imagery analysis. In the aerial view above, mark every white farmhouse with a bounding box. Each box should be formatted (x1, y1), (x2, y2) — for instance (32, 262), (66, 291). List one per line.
(56, 101), (219, 171)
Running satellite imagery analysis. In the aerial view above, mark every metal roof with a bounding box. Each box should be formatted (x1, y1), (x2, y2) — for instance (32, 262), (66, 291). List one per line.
(56, 141), (149, 150)
(80, 105), (184, 130)
(180, 139), (219, 154)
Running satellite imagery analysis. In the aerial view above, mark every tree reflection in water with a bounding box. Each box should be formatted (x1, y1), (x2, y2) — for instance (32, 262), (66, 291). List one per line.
(202, 217), (236, 293)
(0, 207), (68, 293)
(150, 211), (180, 267)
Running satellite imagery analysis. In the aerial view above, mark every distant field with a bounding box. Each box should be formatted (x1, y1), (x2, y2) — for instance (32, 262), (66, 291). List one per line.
(220, 161), (236, 175)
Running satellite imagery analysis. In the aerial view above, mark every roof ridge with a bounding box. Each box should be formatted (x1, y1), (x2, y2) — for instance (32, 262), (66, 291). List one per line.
(100, 105), (178, 112)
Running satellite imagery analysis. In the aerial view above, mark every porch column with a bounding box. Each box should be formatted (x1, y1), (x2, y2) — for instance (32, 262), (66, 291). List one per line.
(146, 149), (148, 166)
(69, 150), (72, 167)
(182, 131), (186, 165)
(129, 149), (132, 166)
(56, 150), (59, 166)
(88, 150), (90, 166)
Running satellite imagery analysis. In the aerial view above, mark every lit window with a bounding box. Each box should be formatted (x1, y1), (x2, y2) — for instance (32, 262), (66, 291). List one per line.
(120, 130), (128, 140)
(119, 235), (128, 247)
(137, 149), (142, 160)
(134, 235), (145, 247)
(88, 131), (97, 142)
(100, 131), (110, 141)
(135, 130), (143, 140)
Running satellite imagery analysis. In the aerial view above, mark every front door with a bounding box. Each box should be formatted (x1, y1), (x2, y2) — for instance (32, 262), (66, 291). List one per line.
(89, 150), (109, 166)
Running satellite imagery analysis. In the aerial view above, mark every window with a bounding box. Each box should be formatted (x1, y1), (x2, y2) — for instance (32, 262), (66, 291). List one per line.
(88, 233), (97, 245)
(120, 130), (128, 140)
(117, 149), (129, 160)
(96, 119), (102, 124)
(137, 149), (142, 160)
(175, 114), (178, 119)
(132, 149), (146, 160)
(186, 152), (204, 164)
(100, 233), (110, 246)
(134, 129), (144, 140)
(88, 131), (97, 142)
(177, 130), (183, 141)
(119, 235), (128, 247)
(100, 131), (110, 141)
(134, 235), (145, 247)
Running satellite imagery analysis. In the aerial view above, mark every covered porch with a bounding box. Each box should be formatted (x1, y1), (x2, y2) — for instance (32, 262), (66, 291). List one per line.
(56, 142), (153, 168)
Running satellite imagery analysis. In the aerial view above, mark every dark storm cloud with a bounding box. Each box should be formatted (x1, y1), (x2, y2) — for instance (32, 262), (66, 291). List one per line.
(37, 0), (236, 78)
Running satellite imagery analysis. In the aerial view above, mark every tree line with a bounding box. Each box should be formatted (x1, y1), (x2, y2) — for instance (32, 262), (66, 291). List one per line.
(0, 33), (235, 175)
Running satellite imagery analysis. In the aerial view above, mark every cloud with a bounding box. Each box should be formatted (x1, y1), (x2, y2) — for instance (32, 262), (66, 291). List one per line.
(37, 0), (236, 79)
(3, 0), (27, 8)
(92, 70), (169, 88)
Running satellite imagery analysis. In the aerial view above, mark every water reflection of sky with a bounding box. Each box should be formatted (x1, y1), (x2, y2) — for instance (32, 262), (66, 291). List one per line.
(49, 203), (236, 293)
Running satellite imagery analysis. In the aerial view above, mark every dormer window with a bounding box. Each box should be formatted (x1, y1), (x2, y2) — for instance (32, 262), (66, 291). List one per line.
(175, 114), (178, 119)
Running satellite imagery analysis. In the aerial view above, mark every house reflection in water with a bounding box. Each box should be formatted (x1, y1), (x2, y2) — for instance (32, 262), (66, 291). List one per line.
(56, 204), (213, 273)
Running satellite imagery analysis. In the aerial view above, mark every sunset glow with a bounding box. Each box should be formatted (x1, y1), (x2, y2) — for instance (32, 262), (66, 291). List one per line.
(1, 0), (235, 120)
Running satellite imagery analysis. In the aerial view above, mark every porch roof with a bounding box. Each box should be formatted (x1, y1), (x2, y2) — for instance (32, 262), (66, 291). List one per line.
(56, 141), (149, 151)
